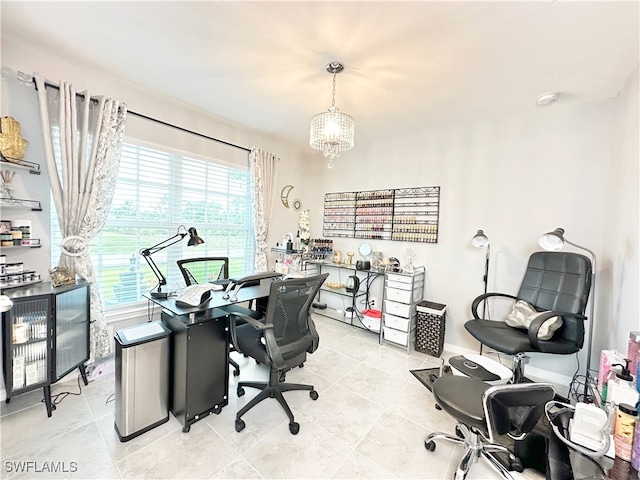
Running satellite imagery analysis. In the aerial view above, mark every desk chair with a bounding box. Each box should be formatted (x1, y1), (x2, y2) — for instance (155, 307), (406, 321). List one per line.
(228, 273), (328, 435)
(177, 256), (229, 286)
(177, 256), (256, 376)
(465, 251), (592, 383)
(425, 375), (554, 480)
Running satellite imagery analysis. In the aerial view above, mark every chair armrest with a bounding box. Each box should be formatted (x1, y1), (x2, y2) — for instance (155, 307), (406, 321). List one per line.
(230, 312), (272, 330)
(527, 311), (587, 349)
(227, 311), (272, 355)
(223, 271), (284, 300)
(471, 292), (517, 319)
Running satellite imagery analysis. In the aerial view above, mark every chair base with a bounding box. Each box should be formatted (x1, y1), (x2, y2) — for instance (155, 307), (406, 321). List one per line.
(235, 369), (318, 435)
(426, 423), (521, 480)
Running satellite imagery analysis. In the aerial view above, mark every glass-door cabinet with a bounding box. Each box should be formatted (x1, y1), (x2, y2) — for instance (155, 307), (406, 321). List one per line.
(2, 280), (90, 416)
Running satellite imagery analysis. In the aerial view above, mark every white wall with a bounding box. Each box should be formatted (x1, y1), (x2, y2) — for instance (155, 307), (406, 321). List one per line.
(303, 91), (638, 382)
(603, 66), (640, 356)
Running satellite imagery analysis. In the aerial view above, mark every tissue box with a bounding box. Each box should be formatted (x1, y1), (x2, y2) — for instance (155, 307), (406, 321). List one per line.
(598, 350), (625, 390)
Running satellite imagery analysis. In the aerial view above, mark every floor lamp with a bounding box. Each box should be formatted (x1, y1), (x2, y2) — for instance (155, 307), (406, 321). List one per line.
(538, 227), (596, 402)
(471, 230), (490, 319)
(472, 230), (490, 355)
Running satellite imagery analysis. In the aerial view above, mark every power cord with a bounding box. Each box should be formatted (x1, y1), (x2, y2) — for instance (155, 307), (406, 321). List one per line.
(42, 373), (84, 407)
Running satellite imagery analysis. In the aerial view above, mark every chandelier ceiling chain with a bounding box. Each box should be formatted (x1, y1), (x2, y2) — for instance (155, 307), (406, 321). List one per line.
(309, 61), (355, 169)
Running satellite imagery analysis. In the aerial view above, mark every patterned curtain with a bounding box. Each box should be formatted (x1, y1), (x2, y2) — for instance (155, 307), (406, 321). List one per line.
(250, 148), (278, 271)
(34, 74), (127, 361)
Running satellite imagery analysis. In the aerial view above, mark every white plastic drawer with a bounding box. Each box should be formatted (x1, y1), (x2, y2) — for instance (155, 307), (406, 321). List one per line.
(384, 327), (409, 346)
(384, 300), (415, 318)
(386, 288), (421, 303)
(384, 313), (411, 332)
(386, 273), (413, 284)
(386, 279), (412, 290)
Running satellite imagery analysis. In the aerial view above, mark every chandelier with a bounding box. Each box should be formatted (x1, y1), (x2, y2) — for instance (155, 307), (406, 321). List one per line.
(309, 62), (355, 169)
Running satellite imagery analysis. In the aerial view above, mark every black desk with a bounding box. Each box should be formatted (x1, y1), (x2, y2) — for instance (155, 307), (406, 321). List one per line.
(144, 282), (272, 432)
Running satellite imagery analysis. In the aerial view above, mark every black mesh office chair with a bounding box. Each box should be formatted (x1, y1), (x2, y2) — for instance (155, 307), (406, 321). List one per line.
(227, 273), (329, 435)
(425, 375), (555, 480)
(465, 251), (592, 382)
(177, 256), (229, 286)
(177, 256), (258, 377)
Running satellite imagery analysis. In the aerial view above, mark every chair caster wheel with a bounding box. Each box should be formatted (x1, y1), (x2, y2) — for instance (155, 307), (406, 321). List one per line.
(299, 363), (304, 368)
(182, 425), (191, 433)
(310, 390), (319, 400)
(425, 440), (436, 452)
(455, 425), (464, 438)
(289, 422), (300, 435)
(235, 419), (245, 432)
(435, 404), (442, 410)
(233, 369), (240, 377)
(279, 372), (286, 382)
(213, 405), (222, 415)
(237, 387), (245, 397)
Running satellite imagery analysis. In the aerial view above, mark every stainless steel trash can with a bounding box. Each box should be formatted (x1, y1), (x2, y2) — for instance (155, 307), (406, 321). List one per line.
(114, 320), (171, 442)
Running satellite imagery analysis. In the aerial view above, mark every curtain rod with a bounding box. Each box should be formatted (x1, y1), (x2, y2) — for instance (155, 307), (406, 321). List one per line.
(127, 111), (251, 153)
(34, 78), (251, 153)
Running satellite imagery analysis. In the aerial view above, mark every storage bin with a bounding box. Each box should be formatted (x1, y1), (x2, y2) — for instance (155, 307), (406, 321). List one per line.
(385, 284), (423, 304)
(386, 273), (413, 284)
(362, 309), (382, 332)
(384, 326), (409, 346)
(386, 279), (412, 290)
(384, 313), (411, 332)
(384, 299), (415, 318)
(415, 301), (446, 356)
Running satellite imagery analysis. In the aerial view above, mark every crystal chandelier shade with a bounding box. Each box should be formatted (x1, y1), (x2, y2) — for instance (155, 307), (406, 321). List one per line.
(309, 62), (355, 169)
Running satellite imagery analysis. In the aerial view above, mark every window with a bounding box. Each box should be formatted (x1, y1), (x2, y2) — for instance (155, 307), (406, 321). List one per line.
(52, 140), (254, 308)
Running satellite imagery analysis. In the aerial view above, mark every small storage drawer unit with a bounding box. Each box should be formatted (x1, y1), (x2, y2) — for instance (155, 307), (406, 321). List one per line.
(382, 266), (425, 352)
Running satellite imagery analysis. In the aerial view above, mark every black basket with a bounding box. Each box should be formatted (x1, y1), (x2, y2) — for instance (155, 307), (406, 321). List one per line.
(415, 301), (446, 357)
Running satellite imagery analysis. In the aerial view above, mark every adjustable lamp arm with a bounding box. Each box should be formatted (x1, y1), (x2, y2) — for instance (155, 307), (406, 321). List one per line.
(140, 226), (204, 298)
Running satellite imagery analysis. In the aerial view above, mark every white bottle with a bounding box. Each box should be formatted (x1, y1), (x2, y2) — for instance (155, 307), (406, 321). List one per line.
(608, 359), (640, 407)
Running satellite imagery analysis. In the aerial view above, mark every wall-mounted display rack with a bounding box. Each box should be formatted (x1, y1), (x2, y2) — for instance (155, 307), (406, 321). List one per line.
(323, 186), (440, 243)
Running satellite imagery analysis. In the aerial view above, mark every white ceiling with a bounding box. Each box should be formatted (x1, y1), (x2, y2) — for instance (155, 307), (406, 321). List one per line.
(2, 1), (639, 150)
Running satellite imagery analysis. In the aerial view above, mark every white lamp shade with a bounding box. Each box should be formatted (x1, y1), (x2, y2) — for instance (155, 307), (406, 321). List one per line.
(309, 108), (355, 159)
(538, 228), (565, 251)
(471, 230), (489, 248)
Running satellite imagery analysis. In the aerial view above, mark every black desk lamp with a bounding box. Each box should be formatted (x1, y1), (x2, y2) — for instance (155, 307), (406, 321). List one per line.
(140, 225), (204, 298)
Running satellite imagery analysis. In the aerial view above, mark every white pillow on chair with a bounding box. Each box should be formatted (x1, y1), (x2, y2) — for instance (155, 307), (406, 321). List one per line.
(505, 300), (563, 340)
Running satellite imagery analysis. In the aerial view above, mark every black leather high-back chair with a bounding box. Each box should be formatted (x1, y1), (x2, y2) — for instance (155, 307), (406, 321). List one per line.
(227, 273), (328, 435)
(425, 375), (555, 480)
(465, 251), (592, 382)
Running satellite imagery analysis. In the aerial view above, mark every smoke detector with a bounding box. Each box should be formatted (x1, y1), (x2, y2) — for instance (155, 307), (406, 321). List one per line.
(536, 92), (559, 106)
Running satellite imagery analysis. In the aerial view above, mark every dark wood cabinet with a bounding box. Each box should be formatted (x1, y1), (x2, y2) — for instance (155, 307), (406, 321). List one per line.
(2, 280), (90, 416)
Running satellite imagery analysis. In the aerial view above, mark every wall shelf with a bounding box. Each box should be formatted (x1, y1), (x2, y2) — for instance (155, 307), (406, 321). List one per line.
(0, 198), (42, 211)
(0, 158), (41, 175)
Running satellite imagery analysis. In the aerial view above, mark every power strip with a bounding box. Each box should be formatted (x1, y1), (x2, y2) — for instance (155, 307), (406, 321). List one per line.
(87, 357), (115, 381)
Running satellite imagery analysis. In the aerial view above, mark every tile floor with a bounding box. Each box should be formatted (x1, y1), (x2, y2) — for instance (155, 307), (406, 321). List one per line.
(1, 314), (545, 479)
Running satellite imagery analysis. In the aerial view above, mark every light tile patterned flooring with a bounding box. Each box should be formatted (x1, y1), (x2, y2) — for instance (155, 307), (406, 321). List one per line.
(1, 314), (545, 479)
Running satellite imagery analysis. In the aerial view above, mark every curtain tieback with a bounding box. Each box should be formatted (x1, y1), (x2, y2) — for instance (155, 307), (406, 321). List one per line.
(60, 235), (88, 257)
